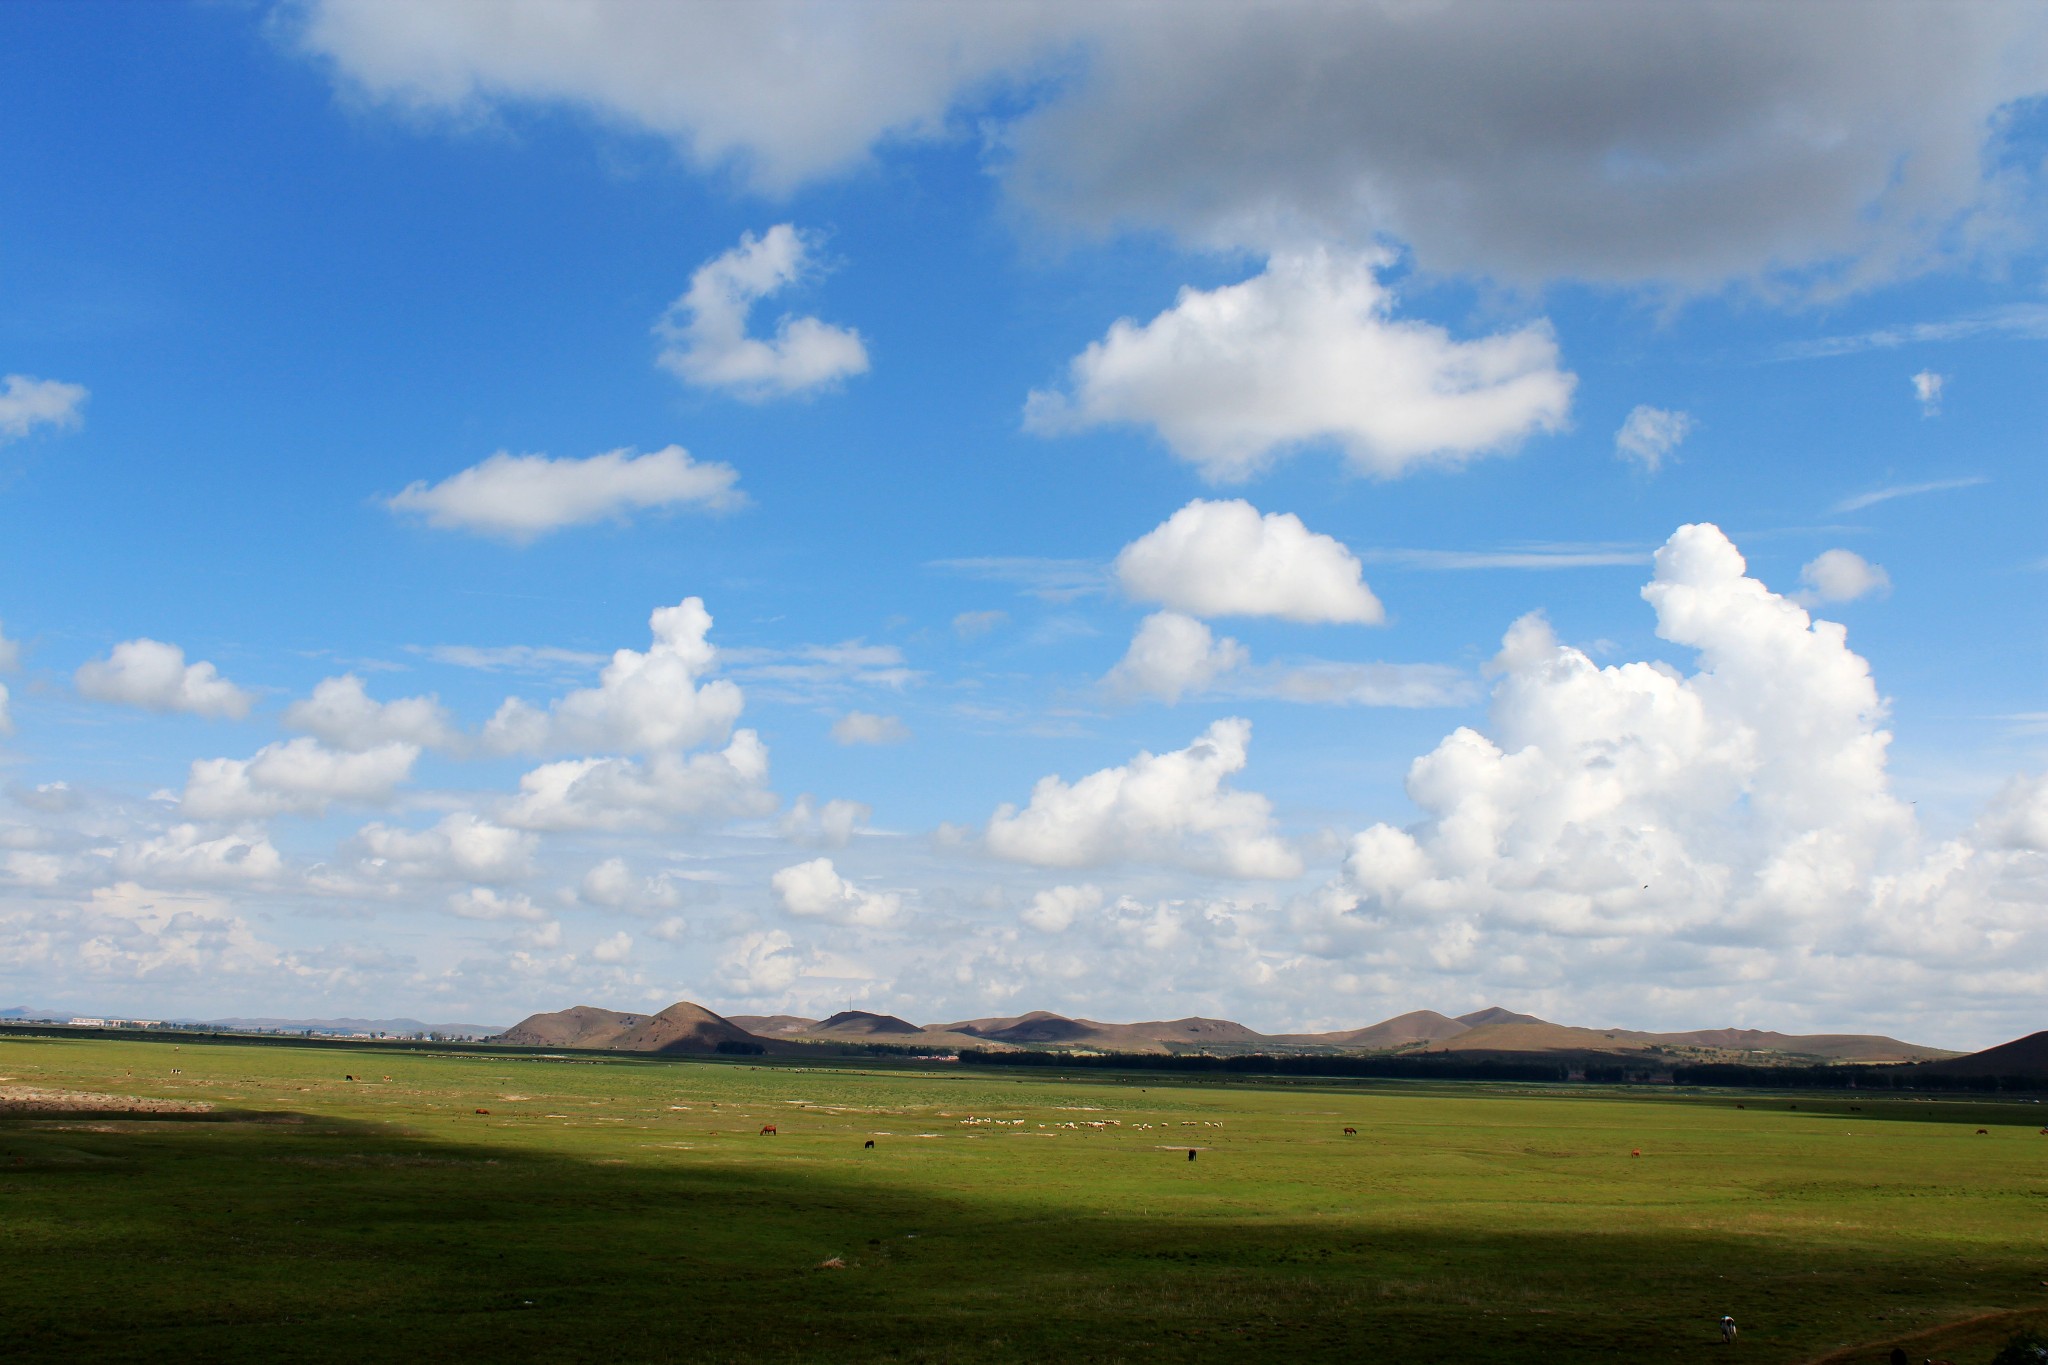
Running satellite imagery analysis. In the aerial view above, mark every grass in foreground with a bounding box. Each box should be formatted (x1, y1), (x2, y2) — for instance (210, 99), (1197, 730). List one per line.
(2, 1034), (2045, 1363)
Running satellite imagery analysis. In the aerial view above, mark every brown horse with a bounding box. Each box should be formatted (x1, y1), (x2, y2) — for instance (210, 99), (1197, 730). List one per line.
(760, 1124), (778, 1136)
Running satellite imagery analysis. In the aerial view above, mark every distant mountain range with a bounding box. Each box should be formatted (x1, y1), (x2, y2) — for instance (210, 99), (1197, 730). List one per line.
(0, 1007), (503, 1037)
(502, 1000), (1967, 1066)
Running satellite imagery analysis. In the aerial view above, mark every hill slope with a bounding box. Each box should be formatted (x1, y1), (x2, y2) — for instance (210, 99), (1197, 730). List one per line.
(1920, 1030), (2048, 1077)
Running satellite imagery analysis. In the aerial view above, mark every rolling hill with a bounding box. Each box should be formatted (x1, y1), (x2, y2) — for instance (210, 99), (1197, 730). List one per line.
(494, 999), (1965, 1067)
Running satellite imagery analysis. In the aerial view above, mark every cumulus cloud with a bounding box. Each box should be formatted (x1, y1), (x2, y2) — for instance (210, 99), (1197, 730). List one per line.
(353, 812), (536, 884)
(1022, 882), (1102, 933)
(182, 738), (419, 819)
(448, 886), (545, 922)
(771, 857), (902, 927)
(75, 639), (253, 719)
(387, 446), (742, 542)
(830, 711), (909, 745)
(1614, 406), (1693, 473)
(502, 731), (774, 831)
(578, 857), (689, 912)
(1116, 499), (1385, 624)
(303, 5), (2048, 292)
(591, 930), (634, 964)
(655, 225), (868, 398)
(986, 717), (1300, 878)
(718, 928), (804, 996)
(484, 597), (743, 755)
(781, 794), (870, 848)
(0, 374), (87, 442)
(113, 825), (285, 886)
(1105, 612), (1247, 704)
(1317, 524), (2048, 1012)
(0, 619), (20, 672)
(1797, 549), (1891, 605)
(284, 675), (458, 752)
(0, 682), (11, 738)
(1027, 250), (1572, 482)
(1912, 369), (1946, 415)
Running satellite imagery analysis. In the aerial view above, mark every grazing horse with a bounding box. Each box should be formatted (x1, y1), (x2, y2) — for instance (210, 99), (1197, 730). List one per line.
(864, 1139), (875, 1149)
(1719, 1316), (1737, 1344)
(1976, 1128), (1989, 1135)
(474, 1108), (490, 1115)
(1343, 1126), (1357, 1135)
(759, 1124), (777, 1136)
(1631, 1149), (1642, 1158)
(1187, 1149), (1197, 1162)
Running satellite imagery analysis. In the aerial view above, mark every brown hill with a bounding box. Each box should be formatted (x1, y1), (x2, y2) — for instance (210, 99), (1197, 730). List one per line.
(497, 1001), (764, 1054)
(1456, 1006), (1549, 1028)
(1920, 1030), (2048, 1077)
(496, 1005), (646, 1048)
(808, 1010), (923, 1037)
(612, 1002), (761, 1054)
(727, 1014), (819, 1037)
(1280, 1009), (1472, 1049)
(1655, 1029), (1955, 1063)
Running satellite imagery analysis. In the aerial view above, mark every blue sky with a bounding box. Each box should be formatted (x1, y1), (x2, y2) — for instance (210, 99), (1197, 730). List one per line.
(1, 1), (2043, 1044)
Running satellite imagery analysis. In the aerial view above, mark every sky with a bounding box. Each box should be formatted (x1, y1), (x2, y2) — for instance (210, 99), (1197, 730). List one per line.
(1, 1), (2044, 1045)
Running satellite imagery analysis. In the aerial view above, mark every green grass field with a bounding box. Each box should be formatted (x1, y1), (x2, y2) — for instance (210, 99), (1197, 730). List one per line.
(2, 1033), (2044, 1363)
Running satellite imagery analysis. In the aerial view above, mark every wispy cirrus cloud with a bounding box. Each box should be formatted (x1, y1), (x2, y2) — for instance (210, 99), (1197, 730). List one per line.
(1781, 305), (2048, 360)
(927, 556), (1107, 601)
(1832, 476), (1988, 514)
(1359, 543), (1652, 571)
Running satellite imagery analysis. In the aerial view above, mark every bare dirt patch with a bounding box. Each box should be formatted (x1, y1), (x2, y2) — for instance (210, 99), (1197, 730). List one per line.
(0, 1085), (213, 1116)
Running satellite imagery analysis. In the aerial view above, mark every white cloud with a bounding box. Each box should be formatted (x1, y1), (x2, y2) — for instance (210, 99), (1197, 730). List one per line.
(1797, 549), (1891, 605)
(1614, 406), (1693, 473)
(1105, 612), (1246, 704)
(986, 717), (1300, 878)
(654, 225), (868, 399)
(302, 4), (2048, 291)
(387, 445), (741, 542)
(578, 857), (688, 911)
(1912, 369), (1946, 416)
(416, 643), (607, 673)
(591, 930), (634, 964)
(718, 928), (804, 997)
(353, 812), (536, 884)
(1022, 882), (1101, 933)
(502, 730), (774, 831)
(771, 856), (902, 927)
(1833, 476), (1988, 514)
(952, 609), (1007, 639)
(1317, 524), (2045, 992)
(75, 639), (253, 719)
(0, 619), (20, 672)
(830, 711), (909, 745)
(0, 682), (11, 738)
(1225, 660), (1477, 709)
(448, 886), (545, 923)
(0, 374), (87, 442)
(1115, 498), (1385, 624)
(284, 675), (458, 751)
(781, 794), (870, 848)
(299, 1), (1065, 194)
(484, 597), (743, 755)
(113, 825), (285, 886)
(1027, 250), (1572, 482)
(182, 738), (419, 820)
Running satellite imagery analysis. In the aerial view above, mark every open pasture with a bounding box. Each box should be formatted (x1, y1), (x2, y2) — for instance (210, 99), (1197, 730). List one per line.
(2, 1034), (2044, 1363)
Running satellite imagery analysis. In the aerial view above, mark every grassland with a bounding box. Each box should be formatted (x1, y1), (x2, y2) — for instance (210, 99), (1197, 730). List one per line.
(2, 1033), (2044, 1363)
